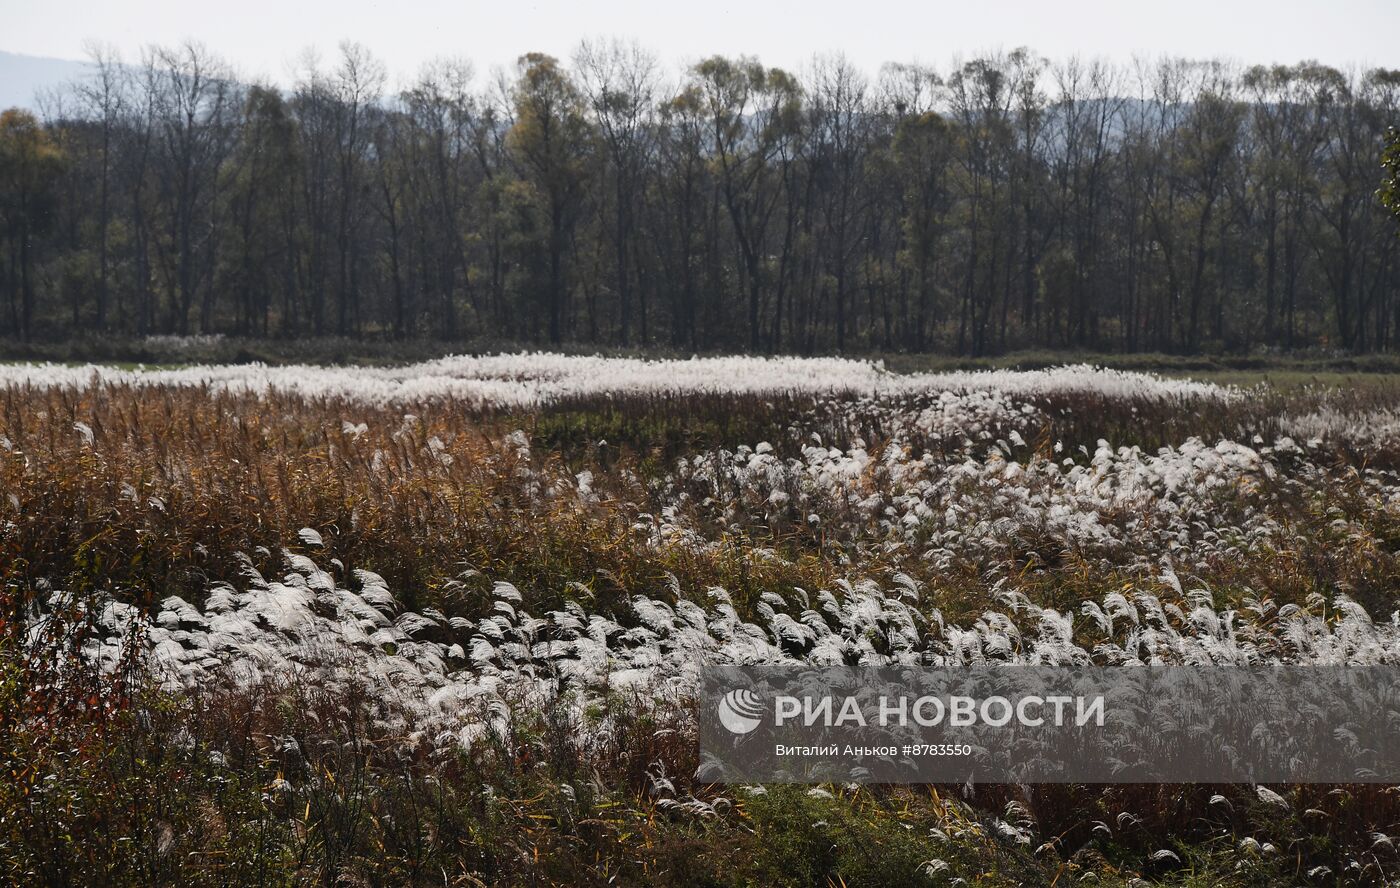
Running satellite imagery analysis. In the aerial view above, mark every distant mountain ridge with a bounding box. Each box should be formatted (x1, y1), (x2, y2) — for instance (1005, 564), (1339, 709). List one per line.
(0, 50), (93, 112)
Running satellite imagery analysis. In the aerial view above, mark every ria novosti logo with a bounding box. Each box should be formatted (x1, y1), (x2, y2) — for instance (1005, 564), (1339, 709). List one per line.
(718, 689), (766, 734)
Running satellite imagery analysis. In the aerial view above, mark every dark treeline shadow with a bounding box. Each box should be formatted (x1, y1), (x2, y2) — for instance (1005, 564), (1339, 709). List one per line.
(2, 41), (1399, 356)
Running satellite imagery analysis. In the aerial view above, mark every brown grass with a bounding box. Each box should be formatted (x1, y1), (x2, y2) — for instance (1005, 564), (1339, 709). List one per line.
(6, 377), (1400, 885)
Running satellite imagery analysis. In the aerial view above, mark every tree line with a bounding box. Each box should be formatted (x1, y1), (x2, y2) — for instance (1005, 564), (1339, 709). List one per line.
(1, 41), (1399, 354)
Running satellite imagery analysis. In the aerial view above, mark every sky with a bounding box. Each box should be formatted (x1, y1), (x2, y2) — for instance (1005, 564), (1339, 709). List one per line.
(2, 0), (1397, 89)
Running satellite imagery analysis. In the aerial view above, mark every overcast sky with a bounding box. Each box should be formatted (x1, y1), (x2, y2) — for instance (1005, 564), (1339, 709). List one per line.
(3, 0), (1396, 87)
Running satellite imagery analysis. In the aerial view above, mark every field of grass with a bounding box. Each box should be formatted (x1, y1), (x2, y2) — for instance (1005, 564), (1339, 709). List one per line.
(14, 332), (1400, 377)
(5, 353), (1400, 885)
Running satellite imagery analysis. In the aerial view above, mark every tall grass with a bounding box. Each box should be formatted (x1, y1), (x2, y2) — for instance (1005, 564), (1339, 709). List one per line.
(7, 362), (1400, 885)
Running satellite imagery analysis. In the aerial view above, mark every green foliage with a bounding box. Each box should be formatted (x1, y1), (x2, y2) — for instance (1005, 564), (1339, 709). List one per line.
(509, 52), (594, 344)
(0, 109), (65, 217)
(0, 108), (66, 340)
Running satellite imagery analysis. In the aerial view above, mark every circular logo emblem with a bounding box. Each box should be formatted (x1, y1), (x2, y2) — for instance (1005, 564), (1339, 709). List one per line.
(718, 689), (765, 734)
